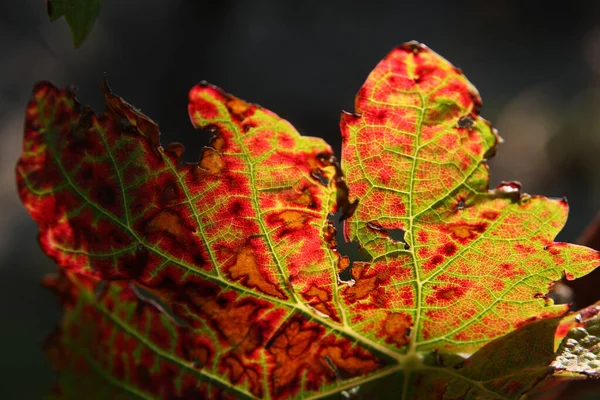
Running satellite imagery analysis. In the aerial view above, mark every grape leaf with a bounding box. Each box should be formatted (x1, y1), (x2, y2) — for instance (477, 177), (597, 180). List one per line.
(15, 42), (600, 399)
(17, 80), (391, 398)
(340, 41), (600, 354)
(42, 270), (600, 400)
(43, 270), (242, 399)
(47, 0), (102, 47)
(351, 316), (562, 399)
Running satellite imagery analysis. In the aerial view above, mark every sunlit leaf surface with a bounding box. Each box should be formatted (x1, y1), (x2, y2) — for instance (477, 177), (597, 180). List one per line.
(17, 42), (600, 399)
(340, 42), (600, 354)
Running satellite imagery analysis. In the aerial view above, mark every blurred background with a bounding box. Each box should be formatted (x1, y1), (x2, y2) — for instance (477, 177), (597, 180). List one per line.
(2, 0), (600, 398)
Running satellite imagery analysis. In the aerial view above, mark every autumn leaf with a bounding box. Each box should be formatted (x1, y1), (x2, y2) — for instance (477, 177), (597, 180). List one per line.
(41, 270), (600, 400)
(340, 41), (600, 354)
(47, 0), (102, 47)
(16, 42), (600, 399)
(351, 316), (563, 399)
(43, 271), (243, 399)
(17, 79), (388, 398)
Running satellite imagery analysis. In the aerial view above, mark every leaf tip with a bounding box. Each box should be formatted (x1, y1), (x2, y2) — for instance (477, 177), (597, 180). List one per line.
(46, 0), (102, 48)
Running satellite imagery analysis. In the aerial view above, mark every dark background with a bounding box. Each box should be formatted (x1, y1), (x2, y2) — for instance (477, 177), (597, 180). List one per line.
(2, 1), (600, 398)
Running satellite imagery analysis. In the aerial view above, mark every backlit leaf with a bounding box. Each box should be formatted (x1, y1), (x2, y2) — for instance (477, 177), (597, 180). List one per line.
(340, 41), (600, 354)
(17, 80), (392, 398)
(354, 316), (562, 399)
(44, 270), (600, 400)
(43, 271), (243, 399)
(16, 42), (600, 399)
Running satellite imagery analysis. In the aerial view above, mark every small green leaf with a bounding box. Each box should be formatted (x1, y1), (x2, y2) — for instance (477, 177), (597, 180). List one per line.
(47, 0), (102, 47)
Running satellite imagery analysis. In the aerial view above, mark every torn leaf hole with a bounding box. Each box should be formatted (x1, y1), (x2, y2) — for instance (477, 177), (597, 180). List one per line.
(338, 268), (354, 285)
(366, 221), (384, 232)
(366, 221), (410, 249)
(317, 153), (358, 220)
(329, 212), (372, 284)
(310, 170), (329, 186)
(457, 116), (473, 129)
(388, 229), (408, 248)
(177, 127), (215, 164)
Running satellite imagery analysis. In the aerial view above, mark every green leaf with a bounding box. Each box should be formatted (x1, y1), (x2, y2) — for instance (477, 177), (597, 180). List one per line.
(47, 0), (102, 47)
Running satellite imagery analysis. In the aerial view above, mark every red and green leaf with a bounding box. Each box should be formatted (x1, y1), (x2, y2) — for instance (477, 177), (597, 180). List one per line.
(16, 42), (600, 399)
(340, 42), (600, 354)
(44, 271), (241, 399)
(43, 270), (600, 400)
(17, 80), (390, 398)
